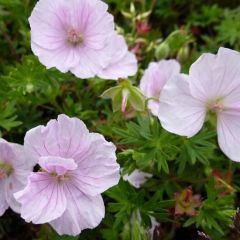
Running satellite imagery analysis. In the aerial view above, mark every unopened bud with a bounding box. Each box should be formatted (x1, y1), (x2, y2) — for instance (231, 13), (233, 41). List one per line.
(177, 45), (190, 62)
(155, 42), (170, 60)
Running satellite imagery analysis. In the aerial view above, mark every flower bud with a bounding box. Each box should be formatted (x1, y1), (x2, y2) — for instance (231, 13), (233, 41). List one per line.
(101, 80), (146, 113)
(177, 45), (190, 62)
(155, 42), (170, 60)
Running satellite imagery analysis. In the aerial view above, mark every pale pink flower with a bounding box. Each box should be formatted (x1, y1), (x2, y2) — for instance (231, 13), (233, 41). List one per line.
(29, 0), (115, 78)
(97, 33), (138, 80)
(158, 47), (240, 162)
(0, 139), (33, 216)
(140, 60), (180, 116)
(123, 169), (152, 188)
(15, 114), (120, 236)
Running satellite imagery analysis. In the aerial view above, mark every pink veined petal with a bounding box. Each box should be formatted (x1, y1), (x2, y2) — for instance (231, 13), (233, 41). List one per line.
(140, 60), (181, 99)
(140, 60), (180, 116)
(0, 181), (8, 216)
(189, 53), (218, 101)
(24, 125), (49, 162)
(0, 140), (32, 214)
(215, 48), (240, 99)
(123, 169), (152, 189)
(4, 173), (25, 213)
(140, 62), (160, 98)
(5, 167), (32, 214)
(98, 50), (137, 80)
(158, 74), (206, 137)
(71, 133), (120, 196)
(70, 57), (96, 78)
(70, 45), (112, 78)
(55, 114), (90, 158)
(189, 48), (240, 102)
(24, 120), (60, 162)
(147, 101), (160, 117)
(14, 172), (67, 224)
(39, 156), (78, 176)
(50, 183), (105, 236)
(217, 112), (240, 162)
(0, 141), (16, 166)
(83, 0), (113, 40)
(97, 51), (138, 80)
(10, 143), (35, 170)
(29, 0), (68, 50)
(40, 118), (69, 156)
(32, 42), (82, 72)
(24, 114), (118, 171)
(83, 11), (114, 50)
(24, 115), (91, 162)
(97, 33), (138, 80)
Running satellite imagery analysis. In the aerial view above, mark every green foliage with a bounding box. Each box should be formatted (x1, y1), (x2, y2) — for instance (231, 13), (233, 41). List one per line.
(105, 180), (172, 238)
(184, 179), (235, 236)
(114, 116), (179, 174)
(216, 7), (240, 47)
(0, 102), (22, 132)
(1, 55), (64, 103)
(176, 129), (217, 174)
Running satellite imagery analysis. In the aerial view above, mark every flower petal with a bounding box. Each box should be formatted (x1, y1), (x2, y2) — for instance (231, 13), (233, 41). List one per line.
(39, 156), (77, 175)
(189, 47), (240, 101)
(15, 172), (67, 224)
(71, 133), (120, 196)
(70, 46), (112, 78)
(4, 169), (30, 214)
(50, 184), (104, 236)
(97, 34), (138, 80)
(0, 181), (8, 216)
(0, 141), (16, 166)
(140, 60), (180, 99)
(140, 60), (180, 116)
(217, 112), (240, 162)
(24, 114), (90, 162)
(10, 143), (35, 169)
(158, 74), (206, 137)
(123, 169), (152, 188)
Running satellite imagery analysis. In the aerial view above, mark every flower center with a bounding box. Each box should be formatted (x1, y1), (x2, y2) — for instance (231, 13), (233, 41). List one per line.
(67, 29), (83, 45)
(207, 98), (224, 113)
(50, 171), (70, 183)
(0, 162), (13, 180)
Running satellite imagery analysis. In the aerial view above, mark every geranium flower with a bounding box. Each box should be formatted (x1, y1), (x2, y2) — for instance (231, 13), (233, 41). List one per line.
(123, 169), (152, 188)
(158, 47), (240, 162)
(97, 33), (138, 80)
(29, 0), (115, 78)
(15, 114), (120, 236)
(140, 60), (180, 116)
(0, 139), (33, 216)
